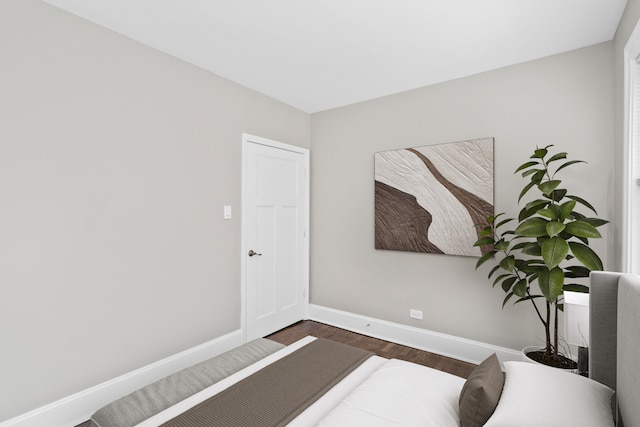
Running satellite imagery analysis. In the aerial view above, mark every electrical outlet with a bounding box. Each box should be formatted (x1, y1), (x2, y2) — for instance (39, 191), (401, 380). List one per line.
(409, 309), (423, 320)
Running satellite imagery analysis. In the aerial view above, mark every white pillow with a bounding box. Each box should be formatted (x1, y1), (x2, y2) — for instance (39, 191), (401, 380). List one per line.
(484, 361), (614, 427)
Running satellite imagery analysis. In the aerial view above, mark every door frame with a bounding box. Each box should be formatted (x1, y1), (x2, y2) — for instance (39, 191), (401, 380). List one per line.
(241, 133), (310, 342)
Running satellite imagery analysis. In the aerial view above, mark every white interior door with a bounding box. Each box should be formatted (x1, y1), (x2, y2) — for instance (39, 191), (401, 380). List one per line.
(242, 134), (309, 341)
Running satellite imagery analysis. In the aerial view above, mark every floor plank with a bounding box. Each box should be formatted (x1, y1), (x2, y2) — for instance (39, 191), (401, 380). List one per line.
(266, 320), (477, 378)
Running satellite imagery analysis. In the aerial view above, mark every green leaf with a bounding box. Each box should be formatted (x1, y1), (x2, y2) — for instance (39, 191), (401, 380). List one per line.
(559, 200), (577, 221)
(518, 181), (537, 203)
(494, 240), (509, 251)
(501, 276), (517, 293)
(538, 267), (564, 302)
(527, 249), (549, 265)
(531, 148), (549, 159)
(547, 205), (562, 217)
(502, 292), (515, 308)
(519, 201), (549, 222)
(524, 199), (549, 212)
(478, 228), (493, 237)
(495, 218), (514, 229)
(487, 213), (506, 224)
(538, 180), (561, 196)
(493, 273), (512, 287)
(564, 266), (591, 278)
(577, 236), (589, 245)
(566, 195), (597, 214)
(537, 208), (558, 220)
(542, 237), (569, 269)
(522, 168), (542, 178)
(530, 170), (546, 185)
(522, 242), (542, 256)
(488, 264), (501, 279)
(548, 188), (567, 202)
(569, 242), (603, 271)
(526, 266), (543, 278)
(515, 161), (540, 173)
(511, 242), (529, 251)
(569, 211), (587, 220)
(546, 221), (566, 237)
(565, 220), (602, 238)
(537, 269), (551, 299)
(547, 152), (567, 163)
(499, 256), (516, 272)
(475, 251), (496, 269)
(555, 160), (585, 175)
(582, 218), (609, 227)
(515, 217), (548, 237)
(512, 279), (527, 297)
(474, 237), (495, 247)
(515, 259), (535, 277)
(563, 284), (589, 293)
(518, 207), (536, 222)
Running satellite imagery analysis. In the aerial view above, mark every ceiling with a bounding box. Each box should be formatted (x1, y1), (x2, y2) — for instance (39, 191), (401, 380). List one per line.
(42, 0), (627, 113)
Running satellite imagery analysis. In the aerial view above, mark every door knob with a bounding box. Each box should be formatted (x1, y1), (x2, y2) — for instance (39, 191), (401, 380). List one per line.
(248, 250), (262, 257)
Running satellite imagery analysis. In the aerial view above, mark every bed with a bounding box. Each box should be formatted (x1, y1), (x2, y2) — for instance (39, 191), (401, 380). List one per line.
(92, 271), (640, 427)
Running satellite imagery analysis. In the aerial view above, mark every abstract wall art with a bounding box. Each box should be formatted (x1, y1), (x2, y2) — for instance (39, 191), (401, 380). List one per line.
(374, 138), (494, 257)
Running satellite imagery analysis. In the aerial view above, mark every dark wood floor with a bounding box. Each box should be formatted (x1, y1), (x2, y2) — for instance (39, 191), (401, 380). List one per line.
(267, 320), (477, 378)
(76, 320), (476, 426)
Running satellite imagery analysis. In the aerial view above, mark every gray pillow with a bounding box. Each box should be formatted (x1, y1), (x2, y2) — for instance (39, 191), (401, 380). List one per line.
(458, 353), (504, 427)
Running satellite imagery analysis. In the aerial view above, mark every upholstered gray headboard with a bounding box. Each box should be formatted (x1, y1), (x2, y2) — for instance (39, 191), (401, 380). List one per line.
(589, 272), (640, 427)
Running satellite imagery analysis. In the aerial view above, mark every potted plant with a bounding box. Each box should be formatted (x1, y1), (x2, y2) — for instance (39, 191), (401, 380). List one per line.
(473, 145), (607, 368)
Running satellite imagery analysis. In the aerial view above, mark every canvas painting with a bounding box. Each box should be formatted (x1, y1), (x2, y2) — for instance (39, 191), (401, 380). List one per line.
(374, 138), (494, 257)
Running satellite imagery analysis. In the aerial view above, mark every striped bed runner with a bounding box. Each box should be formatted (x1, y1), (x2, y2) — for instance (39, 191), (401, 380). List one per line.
(160, 338), (373, 427)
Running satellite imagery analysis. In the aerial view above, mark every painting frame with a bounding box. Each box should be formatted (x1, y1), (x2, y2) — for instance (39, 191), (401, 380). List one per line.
(374, 138), (494, 257)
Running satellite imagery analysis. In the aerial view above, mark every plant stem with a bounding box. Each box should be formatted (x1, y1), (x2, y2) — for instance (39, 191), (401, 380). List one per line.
(554, 301), (559, 358)
(545, 302), (552, 355)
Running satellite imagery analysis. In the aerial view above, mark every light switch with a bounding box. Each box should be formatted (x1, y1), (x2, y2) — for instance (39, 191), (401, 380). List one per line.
(223, 205), (232, 219)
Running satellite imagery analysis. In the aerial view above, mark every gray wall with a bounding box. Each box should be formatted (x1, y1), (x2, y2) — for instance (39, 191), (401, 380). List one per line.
(0, 0), (309, 421)
(310, 42), (614, 351)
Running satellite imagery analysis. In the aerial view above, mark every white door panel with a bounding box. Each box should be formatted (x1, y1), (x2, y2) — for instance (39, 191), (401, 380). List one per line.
(243, 135), (309, 341)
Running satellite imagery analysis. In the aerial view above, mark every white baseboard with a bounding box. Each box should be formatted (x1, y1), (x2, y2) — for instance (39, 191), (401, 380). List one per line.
(308, 304), (521, 365)
(0, 330), (244, 427)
